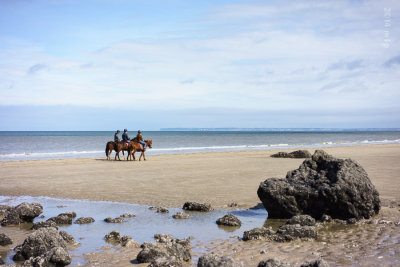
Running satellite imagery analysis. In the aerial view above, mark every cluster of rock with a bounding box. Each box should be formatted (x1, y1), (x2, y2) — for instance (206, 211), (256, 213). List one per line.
(258, 150), (381, 220)
(47, 212), (77, 225)
(271, 150), (312, 159)
(243, 215), (317, 242)
(216, 214), (241, 227)
(13, 226), (76, 266)
(1, 202), (43, 226)
(104, 230), (139, 247)
(183, 202), (213, 212)
(136, 234), (191, 266)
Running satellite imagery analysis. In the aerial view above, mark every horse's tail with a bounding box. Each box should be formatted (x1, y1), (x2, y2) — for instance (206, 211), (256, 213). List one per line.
(105, 143), (109, 158)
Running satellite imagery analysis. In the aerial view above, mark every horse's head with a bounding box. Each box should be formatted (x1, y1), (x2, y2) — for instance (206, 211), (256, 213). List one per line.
(145, 140), (152, 149)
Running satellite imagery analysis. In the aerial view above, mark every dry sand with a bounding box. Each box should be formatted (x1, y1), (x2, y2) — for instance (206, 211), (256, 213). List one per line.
(1, 144), (399, 208)
(1, 144), (400, 266)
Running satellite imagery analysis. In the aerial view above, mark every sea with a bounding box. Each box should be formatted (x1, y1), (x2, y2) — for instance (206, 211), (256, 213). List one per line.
(0, 129), (400, 161)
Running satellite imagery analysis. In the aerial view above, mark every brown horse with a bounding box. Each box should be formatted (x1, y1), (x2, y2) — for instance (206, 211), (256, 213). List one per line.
(105, 141), (128, 160)
(127, 140), (152, 161)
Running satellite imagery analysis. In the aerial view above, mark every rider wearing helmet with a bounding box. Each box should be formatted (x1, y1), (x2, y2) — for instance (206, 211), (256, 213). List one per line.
(136, 130), (147, 149)
(122, 129), (130, 145)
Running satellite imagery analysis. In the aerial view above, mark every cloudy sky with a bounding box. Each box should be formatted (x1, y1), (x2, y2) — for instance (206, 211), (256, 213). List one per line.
(0, 0), (399, 130)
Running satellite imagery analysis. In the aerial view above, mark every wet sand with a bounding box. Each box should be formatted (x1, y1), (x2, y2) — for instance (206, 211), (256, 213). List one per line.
(1, 144), (399, 208)
(1, 144), (400, 266)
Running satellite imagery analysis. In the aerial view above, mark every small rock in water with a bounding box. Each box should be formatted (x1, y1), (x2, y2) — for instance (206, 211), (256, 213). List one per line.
(0, 233), (13, 246)
(104, 217), (125, 223)
(156, 207), (169, 213)
(183, 202), (213, 212)
(120, 213), (136, 218)
(47, 212), (76, 225)
(0, 255), (4, 265)
(172, 212), (191, 219)
(105, 231), (121, 242)
(198, 253), (244, 267)
(74, 217), (95, 224)
(216, 214), (241, 227)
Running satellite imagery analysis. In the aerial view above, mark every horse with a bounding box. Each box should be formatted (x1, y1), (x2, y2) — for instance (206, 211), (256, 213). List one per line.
(105, 141), (128, 161)
(127, 140), (152, 161)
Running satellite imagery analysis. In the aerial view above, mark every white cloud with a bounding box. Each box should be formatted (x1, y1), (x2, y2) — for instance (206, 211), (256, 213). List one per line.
(0, 0), (399, 117)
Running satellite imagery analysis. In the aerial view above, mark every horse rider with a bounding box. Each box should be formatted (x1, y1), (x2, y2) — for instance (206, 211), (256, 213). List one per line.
(122, 129), (130, 147)
(136, 130), (147, 149)
(114, 130), (121, 144)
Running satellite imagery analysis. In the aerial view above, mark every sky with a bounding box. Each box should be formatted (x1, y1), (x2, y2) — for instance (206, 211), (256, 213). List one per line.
(0, 0), (399, 130)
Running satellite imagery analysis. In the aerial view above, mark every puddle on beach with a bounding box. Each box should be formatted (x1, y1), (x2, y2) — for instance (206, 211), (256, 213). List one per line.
(0, 196), (268, 266)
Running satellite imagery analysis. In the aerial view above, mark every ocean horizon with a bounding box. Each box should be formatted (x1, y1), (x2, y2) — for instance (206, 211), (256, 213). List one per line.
(1, 129), (399, 161)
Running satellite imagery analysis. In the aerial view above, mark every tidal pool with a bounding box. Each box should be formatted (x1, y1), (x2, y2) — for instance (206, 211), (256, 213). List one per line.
(0, 196), (268, 266)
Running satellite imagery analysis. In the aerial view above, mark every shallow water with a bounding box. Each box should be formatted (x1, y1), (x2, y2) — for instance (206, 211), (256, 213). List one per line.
(0, 196), (268, 266)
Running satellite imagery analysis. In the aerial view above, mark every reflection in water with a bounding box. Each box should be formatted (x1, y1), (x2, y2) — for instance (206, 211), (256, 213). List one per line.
(0, 196), (268, 265)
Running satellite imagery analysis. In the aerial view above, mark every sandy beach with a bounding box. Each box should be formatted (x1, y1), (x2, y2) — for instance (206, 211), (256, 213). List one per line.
(1, 144), (400, 266)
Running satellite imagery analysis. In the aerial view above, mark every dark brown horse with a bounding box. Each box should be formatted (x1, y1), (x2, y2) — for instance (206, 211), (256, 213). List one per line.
(127, 140), (152, 161)
(105, 141), (128, 160)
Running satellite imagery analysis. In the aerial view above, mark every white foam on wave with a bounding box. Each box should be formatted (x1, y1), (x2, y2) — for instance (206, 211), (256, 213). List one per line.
(0, 150), (103, 158)
(0, 139), (399, 160)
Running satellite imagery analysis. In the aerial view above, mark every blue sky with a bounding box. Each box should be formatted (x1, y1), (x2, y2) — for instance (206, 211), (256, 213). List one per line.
(0, 0), (399, 130)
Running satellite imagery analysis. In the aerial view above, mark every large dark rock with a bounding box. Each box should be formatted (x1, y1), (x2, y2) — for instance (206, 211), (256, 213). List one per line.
(197, 254), (244, 267)
(216, 214), (241, 227)
(21, 246), (71, 267)
(258, 150), (381, 219)
(271, 150), (311, 159)
(183, 202), (213, 212)
(137, 234), (191, 264)
(1, 202), (43, 226)
(0, 233), (13, 246)
(13, 227), (67, 261)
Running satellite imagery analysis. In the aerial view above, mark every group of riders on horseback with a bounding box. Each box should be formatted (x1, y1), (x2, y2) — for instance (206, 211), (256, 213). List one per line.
(106, 129), (152, 161)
